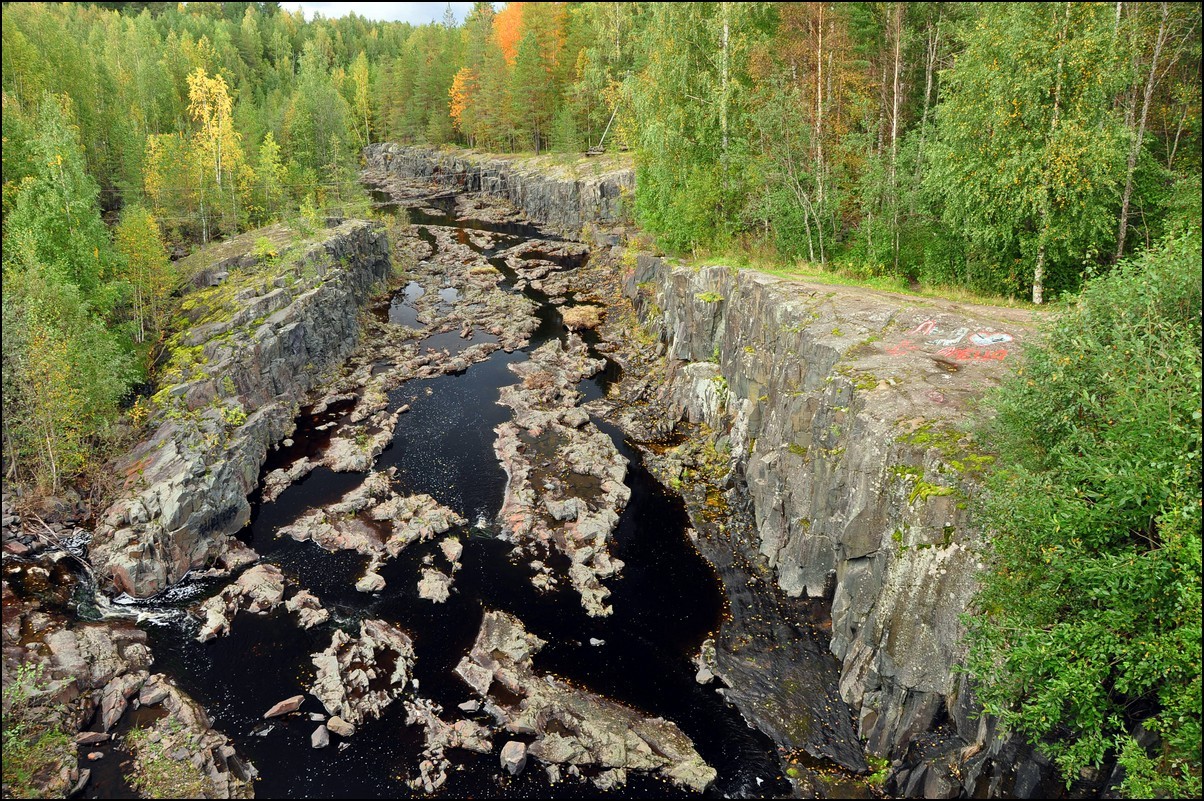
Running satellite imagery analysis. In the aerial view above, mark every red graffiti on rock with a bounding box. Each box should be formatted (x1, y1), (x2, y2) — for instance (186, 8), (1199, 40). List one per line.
(934, 345), (1008, 362)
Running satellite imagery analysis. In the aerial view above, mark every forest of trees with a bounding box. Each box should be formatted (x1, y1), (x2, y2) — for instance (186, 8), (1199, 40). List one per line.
(1, 3), (1200, 796)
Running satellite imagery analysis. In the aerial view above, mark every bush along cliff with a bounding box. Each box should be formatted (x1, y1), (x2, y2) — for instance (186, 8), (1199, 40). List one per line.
(964, 227), (1203, 798)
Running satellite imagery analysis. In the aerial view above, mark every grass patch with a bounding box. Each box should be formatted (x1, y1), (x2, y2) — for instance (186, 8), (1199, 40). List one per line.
(124, 725), (210, 799)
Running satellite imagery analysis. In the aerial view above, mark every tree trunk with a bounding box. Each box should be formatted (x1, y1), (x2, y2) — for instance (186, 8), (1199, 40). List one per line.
(815, 5), (826, 264)
(914, 13), (941, 185)
(889, 3), (904, 271)
(720, 2), (730, 157)
(1035, 2), (1071, 305)
(1116, 1), (1169, 262)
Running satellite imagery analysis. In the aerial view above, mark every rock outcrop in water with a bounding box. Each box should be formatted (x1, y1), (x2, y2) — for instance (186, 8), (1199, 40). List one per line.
(309, 618), (415, 727)
(363, 144), (633, 235)
(494, 338), (630, 616)
(91, 221), (392, 598)
(454, 610), (717, 792)
(193, 563), (330, 641)
(1, 577), (255, 798)
(403, 697), (493, 793)
(277, 468), (465, 590)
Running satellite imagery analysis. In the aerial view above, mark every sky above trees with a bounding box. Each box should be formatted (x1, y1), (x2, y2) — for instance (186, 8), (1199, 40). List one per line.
(282, 2), (471, 25)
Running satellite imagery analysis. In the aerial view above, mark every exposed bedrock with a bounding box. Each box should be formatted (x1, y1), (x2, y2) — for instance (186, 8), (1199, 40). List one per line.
(622, 254), (1058, 795)
(91, 221), (392, 598)
(362, 144), (634, 235)
(309, 618), (415, 728)
(454, 610), (717, 792)
(1, 582), (255, 798)
(493, 338), (630, 616)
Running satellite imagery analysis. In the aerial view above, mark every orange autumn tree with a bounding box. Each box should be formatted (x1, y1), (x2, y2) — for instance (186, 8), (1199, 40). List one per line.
(493, 2), (526, 66)
(449, 66), (479, 145)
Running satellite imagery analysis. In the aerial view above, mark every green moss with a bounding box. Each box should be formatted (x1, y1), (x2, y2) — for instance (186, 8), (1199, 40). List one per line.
(908, 480), (954, 506)
(696, 291), (724, 303)
(889, 464), (923, 482)
(866, 755), (891, 787)
(896, 422), (993, 477)
(787, 442), (808, 459)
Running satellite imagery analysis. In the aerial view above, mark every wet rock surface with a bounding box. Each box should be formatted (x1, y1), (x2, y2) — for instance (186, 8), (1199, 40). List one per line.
(454, 610), (717, 792)
(403, 697), (492, 793)
(277, 468), (465, 588)
(1, 573), (254, 798)
(194, 563), (287, 642)
(494, 338), (630, 616)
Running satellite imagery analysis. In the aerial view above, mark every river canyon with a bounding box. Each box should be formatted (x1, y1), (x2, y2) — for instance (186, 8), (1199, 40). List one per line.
(2, 146), (1067, 800)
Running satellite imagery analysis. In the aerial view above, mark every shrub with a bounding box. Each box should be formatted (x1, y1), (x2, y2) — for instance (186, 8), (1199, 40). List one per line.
(964, 228), (1202, 796)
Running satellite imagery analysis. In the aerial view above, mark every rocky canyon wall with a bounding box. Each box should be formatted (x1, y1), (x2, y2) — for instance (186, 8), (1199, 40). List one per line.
(624, 255), (1061, 796)
(92, 220), (391, 598)
(362, 144), (634, 234)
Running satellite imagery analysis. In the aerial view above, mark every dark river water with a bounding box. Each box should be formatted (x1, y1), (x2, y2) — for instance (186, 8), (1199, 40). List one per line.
(103, 190), (792, 798)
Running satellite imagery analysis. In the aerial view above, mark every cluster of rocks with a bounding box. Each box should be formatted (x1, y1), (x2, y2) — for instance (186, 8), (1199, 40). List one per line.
(414, 537), (463, 604)
(256, 217), (545, 504)
(494, 338), (630, 616)
(1, 580), (255, 798)
(454, 610), (716, 792)
(496, 239), (591, 298)
(402, 697), (492, 793)
(194, 563), (329, 641)
(276, 468), (464, 592)
(309, 618), (415, 728)
(121, 674), (258, 798)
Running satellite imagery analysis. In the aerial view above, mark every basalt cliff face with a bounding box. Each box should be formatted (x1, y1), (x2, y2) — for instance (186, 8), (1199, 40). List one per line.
(621, 255), (1063, 796)
(362, 144), (634, 235)
(91, 220), (391, 598)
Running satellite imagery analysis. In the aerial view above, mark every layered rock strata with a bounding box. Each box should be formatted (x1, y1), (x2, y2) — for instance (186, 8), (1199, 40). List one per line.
(363, 144), (634, 234)
(454, 610), (716, 792)
(621, 254), (1052, 795)
(92, 221), (392, 598)
(494, 338), (629, 616)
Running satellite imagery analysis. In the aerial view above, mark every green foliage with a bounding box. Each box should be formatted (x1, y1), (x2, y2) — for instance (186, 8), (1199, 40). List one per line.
(2, 663), (74, 799)
(114, 203), (175, 346)
(4, 94), (115, 305)
(220, 404), (247, 427)
(964, 228), (1203, 795)
(925, 3), (1127, 300)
